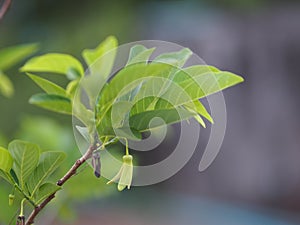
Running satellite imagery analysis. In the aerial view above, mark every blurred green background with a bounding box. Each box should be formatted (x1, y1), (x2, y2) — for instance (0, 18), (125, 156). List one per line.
(1, 0), (300, 224)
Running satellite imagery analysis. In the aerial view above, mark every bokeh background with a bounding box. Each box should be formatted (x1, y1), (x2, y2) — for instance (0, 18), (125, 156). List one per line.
(0, 0), (300, 224)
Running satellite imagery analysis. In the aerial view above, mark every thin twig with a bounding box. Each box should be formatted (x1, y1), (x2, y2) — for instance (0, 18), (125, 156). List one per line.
(0, 0), (12, 21)
(25, 144), (97, 225)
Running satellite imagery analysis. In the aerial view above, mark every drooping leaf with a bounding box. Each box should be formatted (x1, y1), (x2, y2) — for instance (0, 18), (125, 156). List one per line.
(0, 71), (14, 97)
(8, 140), (40, 189)
(126, 45), (155, 66)
(0, 43), (38, 71)
(29, 93), (72, 115)
(26, 73), (67, 96)
(20, 53), (84, 76)
(0, 147), (13, 173)
(27, 151), (66, 196)
(34, 182), (61, 205)
(192, 114), (206, 128)
(184, 100), (213, 124)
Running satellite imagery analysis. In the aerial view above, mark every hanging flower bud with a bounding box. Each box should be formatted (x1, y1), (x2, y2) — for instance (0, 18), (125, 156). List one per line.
(8, 194), (14, 206)
(107, 154), (133, 191)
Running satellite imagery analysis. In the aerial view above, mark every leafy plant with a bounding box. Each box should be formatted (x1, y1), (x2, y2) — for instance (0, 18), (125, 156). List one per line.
(0, 140), (65, 223)
(0, 36), (243, 225)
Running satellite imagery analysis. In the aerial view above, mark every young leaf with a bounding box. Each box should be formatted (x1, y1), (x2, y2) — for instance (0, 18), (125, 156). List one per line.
(26, 73), (67, 96)
(0, 71), (14, 98)
(20, 53), (84, 76)
(34, 183), (61, 205)
(154, 48), (192, 68)
(126, 45), (155, 66)
(8, 140), (40, 189)
(29, 93), (72, 115)
(0, 43), (38, 71)
(82, 36), (117, 78)
(0, 147), (13, 173)
(27, 151), (66, 196)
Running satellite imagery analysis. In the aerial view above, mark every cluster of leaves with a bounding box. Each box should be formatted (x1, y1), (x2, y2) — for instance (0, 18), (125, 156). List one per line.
(20, 36), (243, 143)
(0, 44), (38, 97)
(19, 36), (243, 190)
(0, 140), (65, 208)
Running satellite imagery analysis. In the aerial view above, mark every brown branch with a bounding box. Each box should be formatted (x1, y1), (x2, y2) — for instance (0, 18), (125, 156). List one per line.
(25, 144), (97, 225)
(0, 0), (12, 21)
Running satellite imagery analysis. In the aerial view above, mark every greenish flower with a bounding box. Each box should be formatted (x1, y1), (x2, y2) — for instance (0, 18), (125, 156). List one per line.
(107, 154), (133, 191)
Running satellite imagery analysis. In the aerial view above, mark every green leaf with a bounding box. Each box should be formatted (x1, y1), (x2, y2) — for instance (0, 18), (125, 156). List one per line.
(96, 63), (174, 123)
(155, 68), (244, 108)
(29, 93), (72, 115)
(127, 45), (155, 66)
(129, 108), (195, 132)
(176, 70), (244, 100)
(82, 36), (117, 78)
(34, 182), (60, 205)
(0, 43), (38, 71)
(0, 71), (14, 98)
(172, 65), (220, 83)
(20, 53), (84, 76)
(154, 48), (192, 67)
(8, 140), (40, 189)
(26, 73), (67, 96)
(0, 147), (13, 173)
(98, 99), (195, 137)
(130, 65), (220, 114)
(144, 48), (193, 108)
(27, 151), (66, 196)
